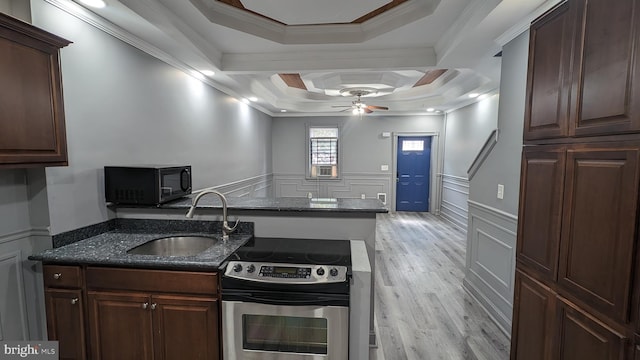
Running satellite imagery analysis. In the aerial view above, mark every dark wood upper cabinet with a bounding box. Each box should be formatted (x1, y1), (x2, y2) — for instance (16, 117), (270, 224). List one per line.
(558, 145), (640, 323)
(510, 270), (556, 360)
(556, 297), (628, 360)
(517, 146), (566, 282)
(0, 13), (71, 168)
(570, 0), (640, 137)
(524, 2), (576, 140)
(524, 0), (640, 141)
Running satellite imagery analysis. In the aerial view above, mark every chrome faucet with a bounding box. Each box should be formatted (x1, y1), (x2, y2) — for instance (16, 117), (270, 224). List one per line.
(185, 190), (239, 241)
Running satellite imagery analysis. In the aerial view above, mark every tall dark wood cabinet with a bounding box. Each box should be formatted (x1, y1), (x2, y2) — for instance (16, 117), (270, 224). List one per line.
(0, 13), (71, 168)
(511, 0), (640, 359)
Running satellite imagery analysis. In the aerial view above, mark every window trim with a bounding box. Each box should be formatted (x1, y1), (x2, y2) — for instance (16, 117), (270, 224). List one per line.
(306, 124), (342, 180)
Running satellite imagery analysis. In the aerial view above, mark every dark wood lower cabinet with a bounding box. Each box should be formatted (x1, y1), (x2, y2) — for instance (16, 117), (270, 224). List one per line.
(44, 288), (86, 360)
(511, 271), (556, 360)
(44, 266), (221, 360)
(556, 298), (628, 360)
(88, 292), (154, 360)
(153, 295), (219, 360)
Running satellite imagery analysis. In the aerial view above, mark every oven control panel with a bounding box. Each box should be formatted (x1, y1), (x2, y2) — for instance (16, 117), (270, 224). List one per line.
(224, 261), (348, 284)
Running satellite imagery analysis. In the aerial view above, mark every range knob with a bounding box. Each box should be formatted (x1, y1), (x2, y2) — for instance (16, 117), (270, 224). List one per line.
(246, 264), (256, 273)
(329, 268), (339, 277)
(232, 263), (243, 273)
(316, 267), (325, 276)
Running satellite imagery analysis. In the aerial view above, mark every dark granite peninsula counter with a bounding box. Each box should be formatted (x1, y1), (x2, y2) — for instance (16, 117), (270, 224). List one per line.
(115, 196), (388, 214)
(30, 218), (253, 270)
(113, 196), (386, 360)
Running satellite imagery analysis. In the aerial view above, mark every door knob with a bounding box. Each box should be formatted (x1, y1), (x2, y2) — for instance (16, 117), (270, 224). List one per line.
(71, 298), (78, 305)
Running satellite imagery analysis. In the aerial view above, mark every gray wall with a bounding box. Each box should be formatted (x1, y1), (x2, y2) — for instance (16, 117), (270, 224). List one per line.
(271, 114), (444, 209)
(463, 31), (528, 335)
(440, 95), (499, 229)
(30, 0), (273, 235)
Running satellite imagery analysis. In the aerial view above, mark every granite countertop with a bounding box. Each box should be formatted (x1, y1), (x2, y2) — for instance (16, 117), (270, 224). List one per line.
(30, 219), (253, 270)
(123, 196), (388, 213)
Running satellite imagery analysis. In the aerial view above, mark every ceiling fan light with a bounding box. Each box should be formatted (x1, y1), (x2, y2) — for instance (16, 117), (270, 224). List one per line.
(352, 109), (359, 115)
(358, 108), (365, 114)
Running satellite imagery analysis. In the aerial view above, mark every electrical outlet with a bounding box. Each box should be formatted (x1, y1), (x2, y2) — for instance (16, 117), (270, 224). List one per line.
(381, 164), (389, 171)
(308, 192), (313, 199)
(497, 184), (504, 200)
(361, 194), (366, 199)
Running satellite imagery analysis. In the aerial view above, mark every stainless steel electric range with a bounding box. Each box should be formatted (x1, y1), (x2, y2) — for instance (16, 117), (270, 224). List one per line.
(221, 237), (351, 360)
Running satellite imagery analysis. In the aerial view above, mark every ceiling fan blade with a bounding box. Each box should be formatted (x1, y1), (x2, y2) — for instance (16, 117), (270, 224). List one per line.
(367, 105), (389, 110)
(364, 108), (373, 114)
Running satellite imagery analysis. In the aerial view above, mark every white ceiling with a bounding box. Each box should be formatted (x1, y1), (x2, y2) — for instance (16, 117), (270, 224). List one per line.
(61, 0), (560, 116)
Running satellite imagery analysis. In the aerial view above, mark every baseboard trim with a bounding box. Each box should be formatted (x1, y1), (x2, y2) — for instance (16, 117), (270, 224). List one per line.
(463, 278), (511, 338)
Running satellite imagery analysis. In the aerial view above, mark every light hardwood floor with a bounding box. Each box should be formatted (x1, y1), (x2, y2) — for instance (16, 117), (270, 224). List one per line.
(369, 212), (510, 360)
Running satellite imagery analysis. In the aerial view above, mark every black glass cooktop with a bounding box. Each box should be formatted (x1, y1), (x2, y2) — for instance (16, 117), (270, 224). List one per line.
(231, 237), (351, 266)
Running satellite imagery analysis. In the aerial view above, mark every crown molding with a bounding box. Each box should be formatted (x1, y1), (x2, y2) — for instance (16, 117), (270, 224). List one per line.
(42, 0), (273, 116)
(494, 0), (563, 46)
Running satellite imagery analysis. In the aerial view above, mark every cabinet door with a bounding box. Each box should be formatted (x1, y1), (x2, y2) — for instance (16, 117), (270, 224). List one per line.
(556, 297), (628, 360)
(45, 288), (86, 360)
(558, 146), (640, 322)
(570, 0), (640, 137)
(510, 270), (555, 360)
(0, 14), (70, 167)
(524, 2), (577, 140)
(517, 146), (565, 282)
(152, 295), (219, 360)
(88, 292), (153, 360)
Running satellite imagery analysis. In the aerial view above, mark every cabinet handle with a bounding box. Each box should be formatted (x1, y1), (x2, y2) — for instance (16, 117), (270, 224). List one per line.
(53, 273), (62, 280)
(142, 302), (149, 309)
(151, 303), (157, 310)
(71, 298), (79, 305)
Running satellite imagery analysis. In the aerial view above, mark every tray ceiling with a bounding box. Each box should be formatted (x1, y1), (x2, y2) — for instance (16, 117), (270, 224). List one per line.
(64, 0), (559, 116)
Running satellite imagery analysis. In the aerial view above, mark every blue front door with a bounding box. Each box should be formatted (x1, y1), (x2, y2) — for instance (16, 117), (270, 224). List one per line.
(396, 136), (431, 212)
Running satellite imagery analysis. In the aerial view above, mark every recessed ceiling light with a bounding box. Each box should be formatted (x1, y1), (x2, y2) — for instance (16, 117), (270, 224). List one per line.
(468, 93), (480, 98)
(78, 0), (106, 8)
(201, 70), (215, 77)
(241, 98), (250, 104)
(248, 97), (258, 102)
(280, 109), (287, 113)
(426, 108), (435, 112)
(190, 70), (205, 81)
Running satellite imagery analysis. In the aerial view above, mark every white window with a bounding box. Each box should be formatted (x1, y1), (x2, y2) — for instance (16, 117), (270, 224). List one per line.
(308, 127), (339, 179)
(402, 140), (424, 151)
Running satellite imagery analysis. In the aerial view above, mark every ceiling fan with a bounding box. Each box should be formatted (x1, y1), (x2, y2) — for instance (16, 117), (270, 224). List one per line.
(333, 89), (389, 114)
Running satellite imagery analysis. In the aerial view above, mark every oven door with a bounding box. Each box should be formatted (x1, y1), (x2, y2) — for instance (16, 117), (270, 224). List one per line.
(222, 298), (349, 360)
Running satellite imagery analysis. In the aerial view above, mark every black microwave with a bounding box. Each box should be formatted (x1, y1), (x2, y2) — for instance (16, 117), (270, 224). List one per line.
(104, 165), (192, 205)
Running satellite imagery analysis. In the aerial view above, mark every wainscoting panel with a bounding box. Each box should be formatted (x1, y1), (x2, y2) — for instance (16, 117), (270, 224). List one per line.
(0, 241), (29, 341)
(463, 200), (517, 336)
(440, 174), (469, 231)
(273, 173), (392, 201)
(0, 229), (52, 341)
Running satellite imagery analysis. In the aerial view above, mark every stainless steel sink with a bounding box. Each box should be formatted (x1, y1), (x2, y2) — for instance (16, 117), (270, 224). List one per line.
(127, 236), (218, 256)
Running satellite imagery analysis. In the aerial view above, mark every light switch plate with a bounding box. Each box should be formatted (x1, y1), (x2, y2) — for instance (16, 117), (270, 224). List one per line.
(497, 184), (504, 199)
(381, 165), (389, 171)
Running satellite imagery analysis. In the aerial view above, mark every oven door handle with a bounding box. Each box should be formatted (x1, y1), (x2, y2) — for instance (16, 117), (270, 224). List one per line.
(222, 290), (349, 307)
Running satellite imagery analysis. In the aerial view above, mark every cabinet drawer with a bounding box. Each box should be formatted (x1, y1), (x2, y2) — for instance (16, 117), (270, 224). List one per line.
(86, 267), (218, 296)
(44, 265), (82, 288)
